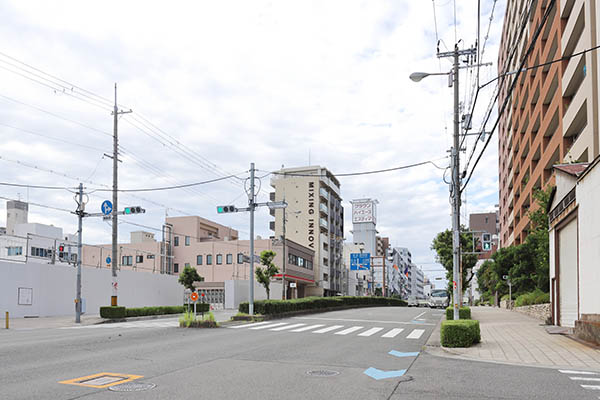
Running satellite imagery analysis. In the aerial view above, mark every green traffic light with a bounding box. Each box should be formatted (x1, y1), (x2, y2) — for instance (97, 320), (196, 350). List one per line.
(125, 207), (131, 214)
(217, 206), (224, 213)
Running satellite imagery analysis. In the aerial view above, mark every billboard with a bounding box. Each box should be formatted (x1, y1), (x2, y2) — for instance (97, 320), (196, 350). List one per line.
(352, 200), (376, 224)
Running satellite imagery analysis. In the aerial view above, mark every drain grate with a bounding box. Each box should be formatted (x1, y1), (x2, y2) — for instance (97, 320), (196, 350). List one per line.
(108, 382), (156, 392)
(306, 369), (340, 377)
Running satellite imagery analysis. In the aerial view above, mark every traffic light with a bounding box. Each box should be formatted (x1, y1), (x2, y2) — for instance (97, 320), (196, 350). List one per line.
(482, 233), (492, 251)
(217, 205), (237, 213)
(58, 244), (65, 252)
(124, 206), (145, 214)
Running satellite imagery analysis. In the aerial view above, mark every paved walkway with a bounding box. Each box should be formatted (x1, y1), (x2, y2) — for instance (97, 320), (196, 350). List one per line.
(426, 306), (600, 371)
(2, 308), (237, 330)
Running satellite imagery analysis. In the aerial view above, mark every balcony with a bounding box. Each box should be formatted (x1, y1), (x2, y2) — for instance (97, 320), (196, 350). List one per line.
(319, 203), (328, 215)
(319, 188), (329, 202)
(319, 218), (328, 230)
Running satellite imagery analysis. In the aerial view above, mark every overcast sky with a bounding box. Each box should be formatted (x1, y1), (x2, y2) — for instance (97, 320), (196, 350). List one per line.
(0, 0), (505, 284)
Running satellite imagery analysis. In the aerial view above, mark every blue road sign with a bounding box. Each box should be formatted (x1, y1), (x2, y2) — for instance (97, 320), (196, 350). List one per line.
(106, 256), (111, 265)
(101, 200), (113, 216)
(350, 253), (371, 270)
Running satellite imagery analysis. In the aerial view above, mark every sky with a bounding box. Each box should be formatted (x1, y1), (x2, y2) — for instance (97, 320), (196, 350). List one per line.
(0, 0), (506, 285)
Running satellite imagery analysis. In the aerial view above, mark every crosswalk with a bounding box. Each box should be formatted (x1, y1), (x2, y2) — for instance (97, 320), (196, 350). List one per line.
(59, 319), (179, 330)
(228, 321), (426, 340)
(558, 369), (600, 395)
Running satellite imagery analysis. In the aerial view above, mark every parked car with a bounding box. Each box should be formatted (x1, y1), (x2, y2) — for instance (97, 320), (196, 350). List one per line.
(429, 289), (449, 308)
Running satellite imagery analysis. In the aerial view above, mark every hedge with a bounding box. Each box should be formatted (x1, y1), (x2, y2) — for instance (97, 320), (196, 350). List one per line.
(100, 304), (210, 319)
(238, 296), (407, 315)
(446, 306), (471, 320)
(441, 319), (481, 347)
(515, 289), (550, 307)
(100, 306), (126, 319)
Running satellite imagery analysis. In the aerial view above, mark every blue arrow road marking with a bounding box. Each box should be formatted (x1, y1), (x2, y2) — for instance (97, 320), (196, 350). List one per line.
(411, 320), (426, 324)
(388, 350), (420, 358)
(364, 367), (406, 380)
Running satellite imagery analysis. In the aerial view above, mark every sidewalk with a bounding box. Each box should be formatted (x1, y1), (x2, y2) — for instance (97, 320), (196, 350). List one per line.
(426, 306), (600, 371)
(2, 308), (238, 330)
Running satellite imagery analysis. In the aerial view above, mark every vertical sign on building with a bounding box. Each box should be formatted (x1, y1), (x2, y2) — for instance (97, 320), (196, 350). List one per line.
(352, 200), (376, 224)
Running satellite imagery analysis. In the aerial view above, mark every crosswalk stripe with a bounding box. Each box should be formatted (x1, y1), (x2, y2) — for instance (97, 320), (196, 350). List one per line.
(406, 329), (425, 339)
(335, 326), (364, 335)
(270, 323), (306, 331)
(571, 377), (600, 382)
(313, 325), (344, 334)
(291, 324), (324, 332)
(381, 328), (404, 338)
(581, 385), (600, 390)
(559, 370), (599, 375)
(228, 321), (272, 329)
(249, 322), (287, 330)
(358, 327), (384, 337)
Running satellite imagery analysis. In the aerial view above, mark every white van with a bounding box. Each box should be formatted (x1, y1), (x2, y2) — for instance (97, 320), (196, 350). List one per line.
(429, 289), (449, 308)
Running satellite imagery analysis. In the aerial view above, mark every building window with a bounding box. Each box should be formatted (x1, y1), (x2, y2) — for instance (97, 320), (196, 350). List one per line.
(237, 253), (244, 264)
(7, 246), (23, 256)
(197, 255), (203, 265)
(136, 255), (143, 263)
(185, 236), (190, 246)
(185, 263), (190, 268)
(207, 255), (212, 265)
(226, 254), (233, 264)
(485, 217), (489, 224)
(298, 257), (304, 267)
(122, 256), (133, 266)
(147, 254), (155, 259)
(174, 236), (179, 247)
(174, 263), (179, 273)
(216, 254), (223, 265)
(306, 261), (313, 270)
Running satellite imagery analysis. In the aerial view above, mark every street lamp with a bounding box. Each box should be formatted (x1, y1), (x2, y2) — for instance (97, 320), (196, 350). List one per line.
(409, 71), (450, 82)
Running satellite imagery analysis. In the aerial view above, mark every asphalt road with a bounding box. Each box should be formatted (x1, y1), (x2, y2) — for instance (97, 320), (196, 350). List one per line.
(0, 306), (597, 399)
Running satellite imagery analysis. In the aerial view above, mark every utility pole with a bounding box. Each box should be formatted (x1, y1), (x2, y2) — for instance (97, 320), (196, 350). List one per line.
(436, 44), (476, 320)
(109, 83), (132, 306)
(249, 162), (256, 315)
(281, 201), (286, 300)
(75, 183), (84, 323)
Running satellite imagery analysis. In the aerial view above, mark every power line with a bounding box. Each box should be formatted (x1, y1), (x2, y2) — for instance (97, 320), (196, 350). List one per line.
(462, 0), (557, 192)
(90, 173), (247, 193)
(0, 195), (72, 213)
(0, 182), (75, 190)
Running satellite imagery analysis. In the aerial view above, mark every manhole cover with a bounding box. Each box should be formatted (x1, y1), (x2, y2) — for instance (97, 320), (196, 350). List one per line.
(306, 369), (340, 377)
(108, 382), (156, 392)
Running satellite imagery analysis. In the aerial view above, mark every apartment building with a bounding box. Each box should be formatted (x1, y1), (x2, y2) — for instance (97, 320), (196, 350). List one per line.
(270, 166), (344, 296)
(498, 0), (600, 247)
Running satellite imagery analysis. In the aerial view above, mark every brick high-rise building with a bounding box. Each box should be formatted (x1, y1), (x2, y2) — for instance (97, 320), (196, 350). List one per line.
(497, 0), (600, 247)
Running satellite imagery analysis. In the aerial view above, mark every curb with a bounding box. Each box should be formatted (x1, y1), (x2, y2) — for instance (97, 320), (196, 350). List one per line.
(97, 313), (185, 324)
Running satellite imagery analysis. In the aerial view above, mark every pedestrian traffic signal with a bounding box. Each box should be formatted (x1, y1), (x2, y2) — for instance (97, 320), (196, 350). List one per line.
(482, 233), (492, 251)
(58, 244), (65, 252)
(217, 205), (237, 213)
(124, 206), (145, 214)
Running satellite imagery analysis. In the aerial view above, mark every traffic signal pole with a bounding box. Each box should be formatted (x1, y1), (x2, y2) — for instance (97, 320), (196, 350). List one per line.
(76, 183), (83, 323)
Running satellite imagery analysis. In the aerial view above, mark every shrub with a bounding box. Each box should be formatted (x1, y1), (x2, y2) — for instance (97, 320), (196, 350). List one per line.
(441, 319), (481, 347)
(534, 292), (550, 304)
(179, 311), (218, 328)
(515, 289), (550, 307)
(126, 306), (185, 317)
(238, 296), (407, 315)
(100, 306), (126, 319)
(446, 306), (471, 320)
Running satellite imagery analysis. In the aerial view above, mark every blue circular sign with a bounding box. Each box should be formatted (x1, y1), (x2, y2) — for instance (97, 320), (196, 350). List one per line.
(106, 256), (112, 264)
(101, 200), (113, 216)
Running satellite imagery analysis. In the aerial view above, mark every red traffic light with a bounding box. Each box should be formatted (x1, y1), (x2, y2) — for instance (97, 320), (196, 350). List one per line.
(59, 245), (65, 252)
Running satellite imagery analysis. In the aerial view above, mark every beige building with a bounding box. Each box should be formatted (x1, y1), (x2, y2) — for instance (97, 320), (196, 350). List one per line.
(270, 166), (344, 296)
(82, 216), (314, 299)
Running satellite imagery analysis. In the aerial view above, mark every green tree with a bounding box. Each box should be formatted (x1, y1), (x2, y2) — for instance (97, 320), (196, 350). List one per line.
(524, 186), (552, 291)
(431, 226), (479, 294)
(255, 250), (279, 299)
(178, 265), (204, 291)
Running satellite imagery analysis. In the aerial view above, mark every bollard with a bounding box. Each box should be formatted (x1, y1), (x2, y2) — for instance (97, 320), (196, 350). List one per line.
(5, 311), (8, 329)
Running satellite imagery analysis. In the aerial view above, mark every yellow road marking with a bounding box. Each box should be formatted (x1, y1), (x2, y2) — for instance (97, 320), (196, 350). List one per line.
(59, 372), (143, 388)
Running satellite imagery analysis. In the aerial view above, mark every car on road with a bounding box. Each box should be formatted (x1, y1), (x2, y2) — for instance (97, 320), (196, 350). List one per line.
(407, 296), (419, 307)
(429, 289), (449, 308)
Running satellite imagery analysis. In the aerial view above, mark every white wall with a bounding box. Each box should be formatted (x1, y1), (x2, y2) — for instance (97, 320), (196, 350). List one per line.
(224, 280), (283, 310)
(0, 260), (183, 318)
(577, 162), (600, 315)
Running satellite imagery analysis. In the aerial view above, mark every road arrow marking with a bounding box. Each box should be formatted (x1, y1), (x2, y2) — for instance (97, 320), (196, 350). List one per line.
(389, 350), (420, 358)
(363, 367), (406, 380)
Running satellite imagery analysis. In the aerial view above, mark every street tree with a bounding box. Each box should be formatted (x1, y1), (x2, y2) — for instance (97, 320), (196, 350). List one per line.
(178, 265), (204, 292)
(431, 226), (479, 294)
(255, 250), (279, 300)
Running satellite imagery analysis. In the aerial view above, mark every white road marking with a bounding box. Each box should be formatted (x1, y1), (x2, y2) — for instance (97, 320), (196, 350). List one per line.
(381, 328), (404, 338)
(358, 327), (384, 337)
(570, 377), (600, 382)
(249, 322), (287, 330)
(413, 312), (426, 319)
(559, 370), (599, 375)
(406, 329), (425, 339)
(228, 321), (272, 329)
(270, 323), (306, 331)
(335, 326), (364, 335)
(312, 325), (344, 334)
(290, 324), (325, 332)
(580, 385), (600, 390)
(293, 316), (434, 326)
